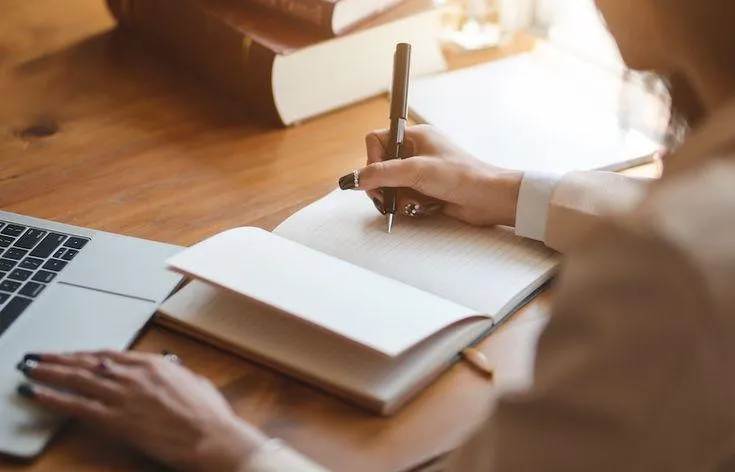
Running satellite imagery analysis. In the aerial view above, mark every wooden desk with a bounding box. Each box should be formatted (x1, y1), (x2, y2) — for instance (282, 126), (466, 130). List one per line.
(0, 1), (555, 471)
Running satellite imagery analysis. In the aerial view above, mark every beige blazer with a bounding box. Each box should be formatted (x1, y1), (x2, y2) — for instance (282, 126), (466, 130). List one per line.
(447, 99), (735, 471)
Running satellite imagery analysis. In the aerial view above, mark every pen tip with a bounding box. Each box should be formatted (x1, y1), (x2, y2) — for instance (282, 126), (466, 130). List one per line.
(387, 214), (394, 234)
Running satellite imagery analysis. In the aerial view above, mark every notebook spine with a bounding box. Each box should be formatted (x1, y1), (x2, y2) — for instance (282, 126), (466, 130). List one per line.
(106, 0), (283, 125)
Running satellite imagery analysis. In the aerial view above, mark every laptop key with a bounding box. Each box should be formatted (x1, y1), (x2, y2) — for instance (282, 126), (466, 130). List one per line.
(61, 249), (78, 261)
(43, 259), (67, 272)
(19, 282), (45, 298)
(0, 280), (21, 292)
(0, 259), (16, 271)
(0, 292), (9, 304)
(64, 237), (89, 250)
(14, 229), (46, 250)
(32, 270), (56, 283)
(30, 233), (67, 258)
(0, 297), (32, 336)
(1, 224), (26, 237)
(53, 248), (66, 259)
(0, 235), (13, 247)
(4, 247), (28, 260)
(20, 257), (43, 270)
(8, 269), (32, 282)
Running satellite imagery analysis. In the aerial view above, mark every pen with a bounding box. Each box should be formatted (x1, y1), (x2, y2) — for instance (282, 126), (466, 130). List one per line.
(384, 43), (411, 233)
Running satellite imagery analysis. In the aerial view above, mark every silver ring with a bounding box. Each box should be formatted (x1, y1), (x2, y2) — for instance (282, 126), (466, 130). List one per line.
(353, 169), (360, 189)
(404, 202), (419, 217)
(162, 351), (183, 365)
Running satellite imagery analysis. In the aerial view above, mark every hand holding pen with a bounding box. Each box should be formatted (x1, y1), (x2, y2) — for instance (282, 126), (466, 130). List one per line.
(338, 44), (523, 230)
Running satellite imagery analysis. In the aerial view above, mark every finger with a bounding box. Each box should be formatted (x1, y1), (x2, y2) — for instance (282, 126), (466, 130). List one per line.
(20, 363), (124, 403)
(365, 129), (417, 165)
(357, 157), (438, 194)
(23, 352), (100, 370)
(63, 350), (159, 366)
(365, 130), (389, 165)
(18, 383), (111, 423)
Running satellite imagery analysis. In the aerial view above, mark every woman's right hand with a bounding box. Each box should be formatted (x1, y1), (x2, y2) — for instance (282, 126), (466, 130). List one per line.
(339, 124), (524, 227)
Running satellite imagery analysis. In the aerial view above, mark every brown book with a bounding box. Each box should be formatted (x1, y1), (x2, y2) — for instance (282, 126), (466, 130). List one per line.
(106, 0), (446, 126)
(244, 0), (408, 36)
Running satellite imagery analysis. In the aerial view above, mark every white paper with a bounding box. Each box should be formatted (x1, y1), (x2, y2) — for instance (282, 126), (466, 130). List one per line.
(275, 190), (558, 323)
(166, 227), (480, 357)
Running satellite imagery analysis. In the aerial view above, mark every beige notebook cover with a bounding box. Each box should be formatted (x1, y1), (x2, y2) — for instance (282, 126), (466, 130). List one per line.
(159, 190), (559, 414)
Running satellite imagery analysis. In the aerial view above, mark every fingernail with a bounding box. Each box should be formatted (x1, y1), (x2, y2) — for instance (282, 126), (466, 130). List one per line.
(404, 202), (419, 217)
(17, 383), (36, 399)
(16, 359), (39, 376)
(338, 173), (356, 190)
(372, 198), (386, 215)
(23, 353), (42, 363)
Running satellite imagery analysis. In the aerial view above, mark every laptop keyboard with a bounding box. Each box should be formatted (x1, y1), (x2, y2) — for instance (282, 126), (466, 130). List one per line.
(0, 220), (89, 337)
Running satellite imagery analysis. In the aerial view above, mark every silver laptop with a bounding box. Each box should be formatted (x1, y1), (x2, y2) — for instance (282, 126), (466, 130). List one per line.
(0, 211), (184, 459)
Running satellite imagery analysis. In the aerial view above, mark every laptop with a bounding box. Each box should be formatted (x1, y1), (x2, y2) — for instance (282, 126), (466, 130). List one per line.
(0, 211), (184, 459)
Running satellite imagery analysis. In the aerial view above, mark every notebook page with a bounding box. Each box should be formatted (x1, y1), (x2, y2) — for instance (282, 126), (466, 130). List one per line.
(275, 190), (559, 322)
(165, 227), (480, 357)
(159, 281), (493, 408)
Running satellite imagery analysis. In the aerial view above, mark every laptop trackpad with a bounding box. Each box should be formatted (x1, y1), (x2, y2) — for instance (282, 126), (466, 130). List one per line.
(0, 283), (157, 458)
(58, 232), (182, 302)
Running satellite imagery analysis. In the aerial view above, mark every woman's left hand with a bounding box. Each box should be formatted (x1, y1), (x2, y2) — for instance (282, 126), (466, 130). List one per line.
(16, 350), (267, 472)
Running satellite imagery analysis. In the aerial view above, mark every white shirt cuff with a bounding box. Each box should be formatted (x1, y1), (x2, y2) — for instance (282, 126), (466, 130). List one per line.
(243, 439), (329, 472)
(514, 171), (563, 243)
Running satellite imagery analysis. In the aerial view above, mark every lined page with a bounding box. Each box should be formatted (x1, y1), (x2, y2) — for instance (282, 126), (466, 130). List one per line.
(275, 190), (559, 321)
(159, 281), (492, 409)
(165, 227), (479, 357)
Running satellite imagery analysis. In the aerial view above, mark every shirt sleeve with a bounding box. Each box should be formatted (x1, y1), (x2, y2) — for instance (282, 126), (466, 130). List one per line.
(241, 439), (330, 472)
(514, 171), (563, 242)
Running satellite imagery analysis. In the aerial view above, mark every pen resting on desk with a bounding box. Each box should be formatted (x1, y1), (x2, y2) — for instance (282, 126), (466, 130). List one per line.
(158, 190), (559, 414)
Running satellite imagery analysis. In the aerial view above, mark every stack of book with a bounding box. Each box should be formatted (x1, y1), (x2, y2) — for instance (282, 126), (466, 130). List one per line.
(107, 0), (447, 126)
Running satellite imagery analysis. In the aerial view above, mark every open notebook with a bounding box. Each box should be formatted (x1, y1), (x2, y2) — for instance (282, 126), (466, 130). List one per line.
(159, 190), (559, 414)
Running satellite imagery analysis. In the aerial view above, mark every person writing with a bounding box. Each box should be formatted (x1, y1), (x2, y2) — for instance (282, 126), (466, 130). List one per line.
(14, 0), (735, 470)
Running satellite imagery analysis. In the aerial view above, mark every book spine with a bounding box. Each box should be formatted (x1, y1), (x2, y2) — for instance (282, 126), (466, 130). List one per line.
(106, 0), (284, 125)
(245, 0), (336, 35)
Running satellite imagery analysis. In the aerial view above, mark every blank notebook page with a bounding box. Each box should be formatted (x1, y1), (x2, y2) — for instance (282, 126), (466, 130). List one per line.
(275, 190), (559, 323)
(159, 280), (492, 405)
(165, 226), (478, 357)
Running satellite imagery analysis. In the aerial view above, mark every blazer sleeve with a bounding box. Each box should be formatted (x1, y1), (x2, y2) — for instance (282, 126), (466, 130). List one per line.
(446, 218), (715, 472)
(543, 171), (651, 252)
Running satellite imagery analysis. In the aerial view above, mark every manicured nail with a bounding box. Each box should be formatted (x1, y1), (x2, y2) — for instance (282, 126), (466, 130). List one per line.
(16, 359), (39, 376)
(372, 198), (386, 215)
(23, 353), (42, 363)
(17, 383), (36, 399)
(338, 173), (356, 190)
(404, 202), (419, 217)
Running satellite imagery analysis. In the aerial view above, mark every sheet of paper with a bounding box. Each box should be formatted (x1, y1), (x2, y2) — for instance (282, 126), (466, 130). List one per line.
(165, 227), (480, 357)
(159, 280), (492, 407)
(275, 190), (559, 322)
(408, 52), (661, 174)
